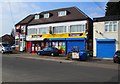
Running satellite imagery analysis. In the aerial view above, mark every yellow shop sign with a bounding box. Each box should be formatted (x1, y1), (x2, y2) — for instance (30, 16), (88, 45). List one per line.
(31, 32), (86, 38)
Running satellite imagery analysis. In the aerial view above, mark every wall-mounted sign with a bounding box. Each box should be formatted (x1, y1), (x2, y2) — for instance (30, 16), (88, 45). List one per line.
(31, 32), (86, 39)
(69, 33), (83, 36)
(32, 35), (42, 38)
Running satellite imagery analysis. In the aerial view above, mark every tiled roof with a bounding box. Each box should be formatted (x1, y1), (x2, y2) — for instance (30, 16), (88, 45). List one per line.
(28, 7), (91, 25)
(0, 34), (15, 45)
(15, 7), (91, 26)
(15, 15), (34, 26)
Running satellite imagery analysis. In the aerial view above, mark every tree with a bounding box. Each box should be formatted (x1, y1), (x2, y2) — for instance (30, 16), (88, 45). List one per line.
(105, 0), (120, 16)
(11, 28), (15, 38)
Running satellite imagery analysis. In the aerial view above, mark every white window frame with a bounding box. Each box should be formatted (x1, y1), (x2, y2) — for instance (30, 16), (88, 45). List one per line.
(104, 21), (118, 32)
(58, 11), (67, 17)
(35, 15), (39, 19)
(53, 26), (67, 34)
(38, 27), (49, 34)
(27, 28), (37, 35)
(21, 26), (26, 32)
(44, 13), (50, 18)
(70, 24), (86, 32)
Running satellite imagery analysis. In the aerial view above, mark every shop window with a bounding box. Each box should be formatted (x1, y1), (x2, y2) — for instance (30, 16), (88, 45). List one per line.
(53, 26), (66, 34)
(104, 21), (117, 32)
(52, 41), (66, 54)
(70, 24), (86, 32)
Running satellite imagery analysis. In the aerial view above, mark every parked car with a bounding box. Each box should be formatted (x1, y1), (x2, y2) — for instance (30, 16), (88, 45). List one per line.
(113, 50), (120, 63)
(36, 47), (62, 56)
(11, 44), (16, 50)
(80, 50), (93, 57)
(0, 43), (13, 54)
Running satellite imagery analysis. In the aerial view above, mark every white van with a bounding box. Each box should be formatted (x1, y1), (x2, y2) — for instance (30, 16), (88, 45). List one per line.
(0, 43), (12, 54)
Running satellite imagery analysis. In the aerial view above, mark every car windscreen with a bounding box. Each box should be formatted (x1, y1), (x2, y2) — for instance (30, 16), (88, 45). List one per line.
(52, 47), (58, 50)
(116, 51), (120, 55)
(43, 48), (48, 50)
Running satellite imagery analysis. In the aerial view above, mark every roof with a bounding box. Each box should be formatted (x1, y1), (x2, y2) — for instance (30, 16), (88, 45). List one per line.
(28, 7), (91, 25)
(93, 15), (120, 22)
(15, 15), (34, 26)
(0, 34), (15, 45)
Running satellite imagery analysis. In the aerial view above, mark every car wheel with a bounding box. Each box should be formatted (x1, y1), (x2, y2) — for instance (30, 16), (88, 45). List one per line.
(1, 50), (4, 54)
(51, 53), (54, 56)
(37, 52), (41, 55)
(10, 51), (12, 54)
(113, 59), (116, 63)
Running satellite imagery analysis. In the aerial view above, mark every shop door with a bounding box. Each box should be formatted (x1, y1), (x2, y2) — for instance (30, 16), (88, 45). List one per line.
(67, 40), (85, 53)
(27, 42), (31, 53)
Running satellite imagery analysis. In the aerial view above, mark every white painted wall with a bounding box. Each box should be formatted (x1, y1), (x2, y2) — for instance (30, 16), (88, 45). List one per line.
(28, 20), (87, 29)
(27, 20), (87, 41)
(93, 21), (119, 57)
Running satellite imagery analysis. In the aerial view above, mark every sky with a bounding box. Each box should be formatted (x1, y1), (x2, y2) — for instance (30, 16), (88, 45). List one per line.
(1, 1), (108, 36)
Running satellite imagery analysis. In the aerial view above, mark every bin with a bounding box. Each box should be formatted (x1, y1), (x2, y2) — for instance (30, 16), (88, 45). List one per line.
(72, 52), (80, 59)
(79, 52), (87, 61)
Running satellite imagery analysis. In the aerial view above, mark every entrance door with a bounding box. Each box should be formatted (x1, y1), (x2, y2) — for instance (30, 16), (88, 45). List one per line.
(67, 41), (85, 53)
(27, 42), (31, 53)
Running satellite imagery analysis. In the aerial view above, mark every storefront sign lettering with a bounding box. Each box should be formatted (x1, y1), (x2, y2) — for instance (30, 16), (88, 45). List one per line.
(31, 32), (86, 38)
(69, 33), (83, 36)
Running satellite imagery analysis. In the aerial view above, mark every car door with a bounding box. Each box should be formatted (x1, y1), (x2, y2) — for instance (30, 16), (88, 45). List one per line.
(41, 48), (48, 55)
(47, 47), (53, 55)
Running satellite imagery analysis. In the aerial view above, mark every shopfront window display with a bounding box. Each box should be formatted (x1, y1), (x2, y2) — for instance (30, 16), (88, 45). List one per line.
(52, 41), (66, 54)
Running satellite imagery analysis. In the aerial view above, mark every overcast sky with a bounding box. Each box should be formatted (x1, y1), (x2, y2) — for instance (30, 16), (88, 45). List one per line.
(1, 1), (108, 36)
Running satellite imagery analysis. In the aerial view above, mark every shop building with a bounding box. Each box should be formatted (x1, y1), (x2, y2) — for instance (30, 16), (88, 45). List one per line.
(15, 7), (93, 54)
(15, 15), (34, 51)
(93, 15), (120, 58)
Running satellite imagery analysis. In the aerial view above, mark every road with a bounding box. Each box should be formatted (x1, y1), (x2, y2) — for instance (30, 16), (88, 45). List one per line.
(2, 54), (119, 82)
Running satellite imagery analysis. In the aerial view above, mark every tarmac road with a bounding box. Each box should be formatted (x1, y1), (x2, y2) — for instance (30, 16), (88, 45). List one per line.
(2, 54), (119, 82)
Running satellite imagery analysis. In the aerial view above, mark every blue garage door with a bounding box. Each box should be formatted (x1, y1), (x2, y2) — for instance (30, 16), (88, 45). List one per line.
(67, 38), (86, 53)
(96, 39), (116, 58)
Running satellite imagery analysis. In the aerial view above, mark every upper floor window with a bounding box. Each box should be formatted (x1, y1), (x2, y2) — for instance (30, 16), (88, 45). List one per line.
(44, 13), (50, 18)
(58, 11), (67, 17)
(21, 26), (26, 33)
(35, 15), (39, 19)
(53, 26), (66, 34)
(105, 21), (117, 32)
(38, 27), (49, 34)
(70, 24), (86, 32)
(27, 28), (37, 35)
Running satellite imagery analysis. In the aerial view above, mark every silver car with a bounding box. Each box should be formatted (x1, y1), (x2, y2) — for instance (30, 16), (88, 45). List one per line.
(0, 43), (12, 54)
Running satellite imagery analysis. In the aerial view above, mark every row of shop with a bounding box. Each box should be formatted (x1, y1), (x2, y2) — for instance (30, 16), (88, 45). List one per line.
(26, 38), (86, 55)
(17, 37), (116, 58)
(15, 7), (120, 58)
(26, 38), (116, 58)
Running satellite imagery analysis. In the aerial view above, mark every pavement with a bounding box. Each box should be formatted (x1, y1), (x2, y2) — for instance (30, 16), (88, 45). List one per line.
(3, 51), (117, 67)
